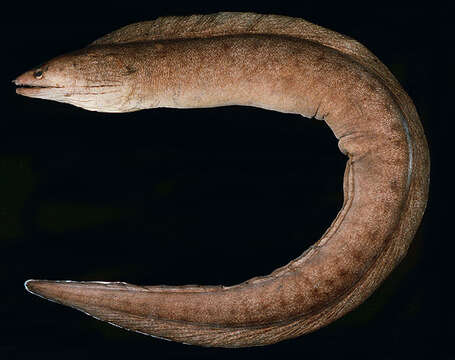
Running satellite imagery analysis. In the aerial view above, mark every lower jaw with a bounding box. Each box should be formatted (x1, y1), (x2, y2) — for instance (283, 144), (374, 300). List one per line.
(16, 86), (58, 99)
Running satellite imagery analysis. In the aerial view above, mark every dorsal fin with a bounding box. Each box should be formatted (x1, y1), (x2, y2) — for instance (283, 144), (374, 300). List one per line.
(90, 12), (372, 67)
(91, 12), (348, 45)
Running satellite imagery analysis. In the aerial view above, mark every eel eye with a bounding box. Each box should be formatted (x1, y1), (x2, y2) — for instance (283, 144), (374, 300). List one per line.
(34, 70), (43, 79)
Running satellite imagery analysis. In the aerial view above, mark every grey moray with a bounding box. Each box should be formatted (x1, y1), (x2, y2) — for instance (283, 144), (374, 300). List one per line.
(14, 12), (429, 347)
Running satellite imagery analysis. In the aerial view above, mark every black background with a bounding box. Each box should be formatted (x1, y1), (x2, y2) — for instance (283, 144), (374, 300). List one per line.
(1, 1), (446, 359)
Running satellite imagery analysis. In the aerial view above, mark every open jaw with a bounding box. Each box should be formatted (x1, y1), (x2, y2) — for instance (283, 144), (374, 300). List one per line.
(13, 79), (64, 99)
(15, 84), (63, 97)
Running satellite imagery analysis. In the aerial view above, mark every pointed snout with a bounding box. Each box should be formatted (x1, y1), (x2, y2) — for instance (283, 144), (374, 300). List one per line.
(13, 70), (36, 87)
(13, 69), (64, 99)
(13, 70), (40, 96)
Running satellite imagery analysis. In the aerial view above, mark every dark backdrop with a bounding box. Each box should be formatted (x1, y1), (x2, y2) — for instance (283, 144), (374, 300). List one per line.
(2, 2), (445, 359)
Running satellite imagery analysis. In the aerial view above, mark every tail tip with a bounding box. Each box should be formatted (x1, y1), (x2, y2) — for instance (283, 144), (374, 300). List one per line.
(24, 279), (37, 293)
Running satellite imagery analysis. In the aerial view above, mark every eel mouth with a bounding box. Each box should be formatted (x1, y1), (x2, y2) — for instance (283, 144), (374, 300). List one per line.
(13, 76), (63, 98)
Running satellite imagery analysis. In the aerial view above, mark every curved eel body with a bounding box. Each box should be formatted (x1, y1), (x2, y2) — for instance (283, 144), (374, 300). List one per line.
(15, 12), (429, 347)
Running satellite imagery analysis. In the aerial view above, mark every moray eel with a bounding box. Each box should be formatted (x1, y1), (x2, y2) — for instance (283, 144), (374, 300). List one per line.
(15, 12), (429, 347)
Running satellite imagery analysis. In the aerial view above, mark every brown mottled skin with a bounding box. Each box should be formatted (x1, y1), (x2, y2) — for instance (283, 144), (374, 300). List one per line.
(15, 12), (429, 347)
